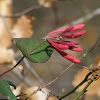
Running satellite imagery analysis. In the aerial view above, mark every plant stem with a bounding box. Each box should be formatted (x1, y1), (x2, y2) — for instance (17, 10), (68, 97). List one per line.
(0, 56), (24, 77)
(59, 68), (99, 100)
(73, 80), (93, 100)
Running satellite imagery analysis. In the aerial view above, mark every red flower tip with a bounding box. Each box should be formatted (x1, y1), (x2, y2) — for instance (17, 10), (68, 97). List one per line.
(60, 26), (74, 35)
(61, 30), (86, 39)
(69, 47), (83, 52)
(46, 24), (86, 63)
(65, 54), (80, 64)
(70, 24), (85, 32)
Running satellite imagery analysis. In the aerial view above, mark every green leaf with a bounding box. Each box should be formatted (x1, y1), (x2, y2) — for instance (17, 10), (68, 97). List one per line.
(0, 79), (17, 100)
(12, 38), (54, 63)
(7, 81), (16, 89)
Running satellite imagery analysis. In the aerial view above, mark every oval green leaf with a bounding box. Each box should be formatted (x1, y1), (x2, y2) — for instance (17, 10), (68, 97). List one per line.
(0, 79), (16, 100)
(12, 38), (54, 63)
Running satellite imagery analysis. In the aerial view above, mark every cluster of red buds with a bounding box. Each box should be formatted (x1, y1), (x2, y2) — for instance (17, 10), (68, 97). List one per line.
(46, 24), (86, 63)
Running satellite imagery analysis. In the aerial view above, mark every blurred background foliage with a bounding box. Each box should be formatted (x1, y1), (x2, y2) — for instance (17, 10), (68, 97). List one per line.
(0, 0), (100, 99)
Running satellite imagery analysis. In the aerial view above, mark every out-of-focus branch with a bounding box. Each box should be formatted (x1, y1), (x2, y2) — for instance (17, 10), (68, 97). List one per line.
(3, 5), (41, 18)
(0, 14), (45, 86)
(23, 58), (45, 85)
(0, 14), (13, 37)
(42, 7), (100, 39)
(59, 7), (100, 28)
(11, 65), (35, 86)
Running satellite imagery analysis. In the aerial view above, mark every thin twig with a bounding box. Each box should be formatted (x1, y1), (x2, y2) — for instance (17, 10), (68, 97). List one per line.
(25, 87), (41, 100)
(23, 58), (45, 85)
(42, 43), (97, 88)
(0, 56), (24, 77)
(85, 38), (100, 55)
(42, 62), (75, 88)
(2, 5), (41, 18)
(78, 38), (99, 61)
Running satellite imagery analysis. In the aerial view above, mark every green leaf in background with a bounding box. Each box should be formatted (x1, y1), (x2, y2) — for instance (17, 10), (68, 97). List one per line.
(0, 79), (17, 100)
(7, 81), (16, 89)
(12, 38), (54, 63)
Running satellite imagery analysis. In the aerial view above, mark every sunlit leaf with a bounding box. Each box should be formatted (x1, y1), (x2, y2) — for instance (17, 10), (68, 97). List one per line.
(0, 79), (16, 100)
(12, 38), (54, 63)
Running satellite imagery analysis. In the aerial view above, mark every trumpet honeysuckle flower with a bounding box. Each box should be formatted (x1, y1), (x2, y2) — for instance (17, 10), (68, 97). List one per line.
(46, 24), (86, 63)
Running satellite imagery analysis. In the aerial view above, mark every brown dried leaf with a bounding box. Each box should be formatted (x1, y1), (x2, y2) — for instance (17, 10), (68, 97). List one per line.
(21, 86), (49, 100)
(12, 16), (35, 38)
(38, 0), (53, 8)
(0, 0), (13, 48)
(0, 46), (14, 64)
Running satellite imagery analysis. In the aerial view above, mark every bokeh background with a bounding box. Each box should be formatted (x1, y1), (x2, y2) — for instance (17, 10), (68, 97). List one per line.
(0, 0), (100, 100)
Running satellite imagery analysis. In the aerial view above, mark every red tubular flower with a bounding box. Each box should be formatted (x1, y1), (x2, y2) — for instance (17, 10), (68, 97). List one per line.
(46, 24), (86, 63)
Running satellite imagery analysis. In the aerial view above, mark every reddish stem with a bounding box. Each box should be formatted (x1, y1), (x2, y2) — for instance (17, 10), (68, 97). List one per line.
(0, 56), (24, 77)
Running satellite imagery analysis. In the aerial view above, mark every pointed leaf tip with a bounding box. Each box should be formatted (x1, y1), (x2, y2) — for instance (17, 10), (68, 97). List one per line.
(0, 79), (16, 100)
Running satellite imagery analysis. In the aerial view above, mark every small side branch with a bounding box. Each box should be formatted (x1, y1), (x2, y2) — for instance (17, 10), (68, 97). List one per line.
(72, 80), (93, 100)
(0, 56), (24, 77)
(58, 68), (99, 100)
